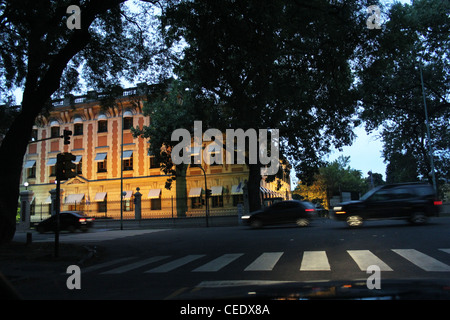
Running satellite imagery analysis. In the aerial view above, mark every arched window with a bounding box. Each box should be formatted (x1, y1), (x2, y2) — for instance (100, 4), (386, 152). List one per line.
(98, 114), (108, 133)
(123, 110), (133, 130)
(50, 120), (60, 138)
(74, 117), (83, 135)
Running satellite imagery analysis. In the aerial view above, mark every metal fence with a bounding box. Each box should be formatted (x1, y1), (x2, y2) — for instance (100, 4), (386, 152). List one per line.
(30, 203), (52, 223)
(29, 196), (240, 222)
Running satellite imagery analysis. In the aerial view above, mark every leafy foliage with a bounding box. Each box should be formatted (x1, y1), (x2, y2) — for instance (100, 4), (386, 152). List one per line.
(0, 0), (170, 243)
(357, 0), (450, 185)
(0, 0), (171, 103)
(159, 0), (380, 185)
(294, 156), (376, 208)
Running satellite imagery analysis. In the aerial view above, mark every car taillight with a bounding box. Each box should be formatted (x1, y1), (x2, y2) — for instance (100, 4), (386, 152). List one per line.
(305, 209), (315, 212)
(79, 218), (86, 222)
(434, 200), (443, 206)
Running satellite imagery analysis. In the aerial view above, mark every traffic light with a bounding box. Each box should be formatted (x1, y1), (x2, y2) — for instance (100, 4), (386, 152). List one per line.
(56, 152), (77, 180)
(205, 189), (212, 197)
(63, 129), (72, 145)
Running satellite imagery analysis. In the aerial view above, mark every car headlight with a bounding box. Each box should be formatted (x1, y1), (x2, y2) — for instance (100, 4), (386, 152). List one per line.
(241, 215), (251, 219)
(333, 206), (342, 211)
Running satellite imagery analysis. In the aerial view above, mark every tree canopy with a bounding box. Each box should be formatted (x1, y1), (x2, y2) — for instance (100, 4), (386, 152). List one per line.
(293, 156), (381, 208)
(357, 0), (450, 188)
(0, 0), (170, 243)
(0, 0), (448, 243)
(140, 0), (382, 211)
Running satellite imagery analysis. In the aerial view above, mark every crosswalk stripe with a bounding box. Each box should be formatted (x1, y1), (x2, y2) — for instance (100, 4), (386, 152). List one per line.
(197, 280), (298, 288)
(300, 251), (330, 271)
(101, 256), (170, 274)
(392, 249), (450, 272)
(91, 249), (450, 275)
(347, 250), (393, 271)
(244, 252), (283, 271)
(145, 255), (205, 273)
(82, 257), (136, 273)
(193, 253), (244, 272)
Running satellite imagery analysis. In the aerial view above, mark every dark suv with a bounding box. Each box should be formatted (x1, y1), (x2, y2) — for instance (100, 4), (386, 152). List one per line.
(331, 183), (442, 227)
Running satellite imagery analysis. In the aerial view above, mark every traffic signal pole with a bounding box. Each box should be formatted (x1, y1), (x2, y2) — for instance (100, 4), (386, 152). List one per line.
(54, 152), (76, 258)
(54, 130), (75, 257)
(54, 177), (61, 258)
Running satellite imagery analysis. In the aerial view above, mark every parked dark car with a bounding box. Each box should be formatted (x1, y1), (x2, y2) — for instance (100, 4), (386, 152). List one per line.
(36, 211), (94, 233)
(241, 200), (316, 228)
(331, 183), (442, 227)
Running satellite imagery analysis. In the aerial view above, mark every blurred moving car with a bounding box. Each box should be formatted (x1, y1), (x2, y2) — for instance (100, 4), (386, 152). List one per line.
(241, 200), (316, 228)
(331, 182), (442, 227)
(36, 211), (94, 233)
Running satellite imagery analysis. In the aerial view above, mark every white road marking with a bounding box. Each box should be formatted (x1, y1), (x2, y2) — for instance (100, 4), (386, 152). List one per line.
(347, 250), (393, 271)
(193, 253), (244, 272)
(244, 252), (283, 271)
(300, 251), (330, 271)
(82, 257), (136, 273)
(392, 249), (450, 272)
(101, 256), (170, 274)
(146, 255), (205, 273)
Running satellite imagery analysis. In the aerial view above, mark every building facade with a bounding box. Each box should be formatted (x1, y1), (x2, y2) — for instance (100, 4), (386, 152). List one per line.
(20, 85), (291, 221)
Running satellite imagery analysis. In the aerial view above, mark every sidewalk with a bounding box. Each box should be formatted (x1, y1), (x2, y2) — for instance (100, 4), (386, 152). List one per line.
(0, 240), (93, 299)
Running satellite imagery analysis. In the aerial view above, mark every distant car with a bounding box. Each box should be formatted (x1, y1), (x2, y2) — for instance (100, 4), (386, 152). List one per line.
(241, 200), (316, 228)
(331, 182), (442, 227)
(36, 211), (94, 233)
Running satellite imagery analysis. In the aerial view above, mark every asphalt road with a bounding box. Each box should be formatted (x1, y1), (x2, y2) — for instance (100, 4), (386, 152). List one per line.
(9, 216), (450, 301)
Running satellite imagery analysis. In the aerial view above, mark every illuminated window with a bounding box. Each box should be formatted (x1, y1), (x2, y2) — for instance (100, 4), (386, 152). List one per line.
(95, 153), (107, 173)
(123, 151), (133, 171)
(212, 195), (223, 207)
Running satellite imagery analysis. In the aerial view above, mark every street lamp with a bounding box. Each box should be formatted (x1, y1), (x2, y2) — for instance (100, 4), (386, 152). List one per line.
(24, 182), (29, 190)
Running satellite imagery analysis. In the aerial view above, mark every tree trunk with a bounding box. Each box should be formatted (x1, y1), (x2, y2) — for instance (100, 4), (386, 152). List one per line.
(0, 99), (41, 244)
(175, 164), (188, 217)
(0, 0), (139, 244)
(247, 163), (262, 212)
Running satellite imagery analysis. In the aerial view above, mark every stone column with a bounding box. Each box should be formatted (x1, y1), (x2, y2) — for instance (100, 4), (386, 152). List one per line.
(17, 190), (34, 231)
(134, 187), (142, 220)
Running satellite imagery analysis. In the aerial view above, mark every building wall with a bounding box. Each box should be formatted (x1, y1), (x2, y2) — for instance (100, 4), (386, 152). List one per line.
(20, 87), (291, 221)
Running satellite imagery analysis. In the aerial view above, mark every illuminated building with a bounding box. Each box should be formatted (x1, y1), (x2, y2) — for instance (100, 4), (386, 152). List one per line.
(20, 84), (291, 221)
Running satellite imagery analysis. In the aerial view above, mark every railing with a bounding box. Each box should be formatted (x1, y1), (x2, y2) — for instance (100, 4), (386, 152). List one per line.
(28, 197), (240, 222)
